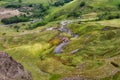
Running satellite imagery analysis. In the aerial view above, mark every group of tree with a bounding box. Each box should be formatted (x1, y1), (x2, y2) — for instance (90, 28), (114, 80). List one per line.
(31, 4), (49, 18)
(5, 3), (21, 8)
(80, 1), (86, 7)
(67, 11), (81, 17)
(1, 15), (30, 24)
(53, 0), (73, 7)
(18, 0), (22, 3)
(118, 4), (120, 10)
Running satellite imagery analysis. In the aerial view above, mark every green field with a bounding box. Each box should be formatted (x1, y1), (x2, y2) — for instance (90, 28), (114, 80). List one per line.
(0, 0), (120, 80)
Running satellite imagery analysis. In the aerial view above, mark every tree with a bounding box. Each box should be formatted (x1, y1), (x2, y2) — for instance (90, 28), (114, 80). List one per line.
(14, 26), (20, 32)
(80, 1), (85, 7)
(18, 0), (22, 3)
(1, 16), (30, 24)
(118, 4), (120, 10)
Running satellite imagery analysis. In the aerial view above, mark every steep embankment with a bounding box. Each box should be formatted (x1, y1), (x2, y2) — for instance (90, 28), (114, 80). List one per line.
(0, 52), (32, 80)
(0, 0), (120, 80)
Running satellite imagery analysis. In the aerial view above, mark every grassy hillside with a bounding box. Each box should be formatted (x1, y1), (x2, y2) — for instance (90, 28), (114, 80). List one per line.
(0, 0), (120, 80)
(45, 0), (120, 20)
(31, 0), (120, 28)
(0, 19), (119, 80)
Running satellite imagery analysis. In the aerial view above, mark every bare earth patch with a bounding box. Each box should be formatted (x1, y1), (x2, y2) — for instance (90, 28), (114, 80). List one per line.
(0, 8), (20, 19)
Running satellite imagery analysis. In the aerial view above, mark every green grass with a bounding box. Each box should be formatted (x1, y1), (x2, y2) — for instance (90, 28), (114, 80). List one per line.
(96, 19), (120, 27)
(90, 0), (120, 7)
(0, 17), (120, 80)
(62, 19), (120, 79)
(5, 43), (51, 80)
(0, 18), (120, 80)
(0, 1), (8, 5)
(0, 0), (120, 79)
(44, 0), (81, 21)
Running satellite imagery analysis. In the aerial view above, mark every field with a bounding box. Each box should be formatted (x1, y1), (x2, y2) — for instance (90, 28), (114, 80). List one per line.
(0, 0), (120, 80)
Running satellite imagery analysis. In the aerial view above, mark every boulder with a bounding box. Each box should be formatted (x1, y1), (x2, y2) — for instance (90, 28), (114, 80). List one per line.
(0, 52), (32, 80)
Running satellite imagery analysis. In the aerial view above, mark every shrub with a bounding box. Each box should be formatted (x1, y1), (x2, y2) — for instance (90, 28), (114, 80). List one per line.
(80, 1), (85, 7)
(1, 16), (30, 24)
(5, 4), (21, 8)
(2, 33), (6, 36)
(118, 4), (120, 9)
(28, 4), (33, 7)
(29, 20), (48, 29)
(53, 0), (73, 7)
(67, 11), (81, 17)
(53, 1), (64, 6)
(64, 0), (73, 3)
(18, 0), (22, 3)
(32, 4), (49, 18)
(13, 26), (20, 32)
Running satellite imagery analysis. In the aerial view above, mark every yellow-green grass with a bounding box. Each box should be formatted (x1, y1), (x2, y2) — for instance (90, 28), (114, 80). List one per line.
(90, 0), (120, 8)
(0, 26), (59, 80)
(96, 19), (120, 27)
(59, 20), (120, 79)
(0, 17), (120, 80)
(0, 26), (16, 36)
(0, 30), (58, 49)
(5, 42), (70, 80)
(5, 43), (51, 80)
(0, 1), (8, 6)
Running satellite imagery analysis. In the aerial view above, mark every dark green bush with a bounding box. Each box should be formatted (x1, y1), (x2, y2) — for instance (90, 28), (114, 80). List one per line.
(53, 0), (64, 6)
(118, 4), (120, 9)
(1, 16), (30, 24)
(13, 26), (20, 32)
(53, 0), (73, 7)
(28, 4), (33, 7)
(18, 0), (22, 3)
(32, 4), (49, 18)
(80, 1), (86, 7)
(5, 4), (21, 8)
(28, 20), (48, 29)
(64, 0), (73, 3)
(67, 11), (81, 17)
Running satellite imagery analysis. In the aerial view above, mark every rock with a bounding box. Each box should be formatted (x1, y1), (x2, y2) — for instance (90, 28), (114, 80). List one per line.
(0, 52), (33, 80)
(103, 27), (109, 31)
(54, 37), (69, 53)
(68, 30), (72, 35)
(73, 34), (79, 39)
(54, 42), (68, 53)
(70, 49), (79, 54)
(46, 27), (54, 31)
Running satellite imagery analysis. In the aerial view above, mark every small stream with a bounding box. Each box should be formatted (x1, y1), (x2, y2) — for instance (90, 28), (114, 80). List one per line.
(54, 21), (79, 53)
(54, 42), (69, 53)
